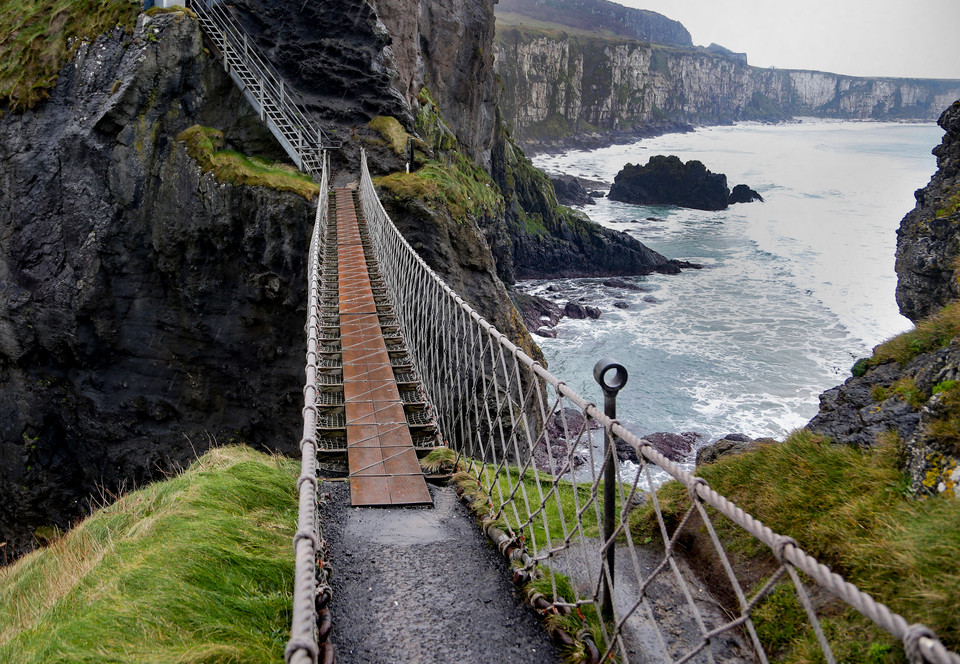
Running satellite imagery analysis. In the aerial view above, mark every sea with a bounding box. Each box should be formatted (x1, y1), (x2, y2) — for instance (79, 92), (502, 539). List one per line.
(524, 119), (943, 464)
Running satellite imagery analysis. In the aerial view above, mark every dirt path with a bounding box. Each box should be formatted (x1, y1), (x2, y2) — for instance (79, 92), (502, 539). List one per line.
(321, 482), (559, 663)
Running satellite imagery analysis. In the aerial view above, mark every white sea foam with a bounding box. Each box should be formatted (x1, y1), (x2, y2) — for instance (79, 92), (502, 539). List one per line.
(526, 120), (941, 458)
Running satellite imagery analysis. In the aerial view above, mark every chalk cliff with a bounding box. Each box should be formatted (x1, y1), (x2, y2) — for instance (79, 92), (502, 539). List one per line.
(495, 21), (960, 150)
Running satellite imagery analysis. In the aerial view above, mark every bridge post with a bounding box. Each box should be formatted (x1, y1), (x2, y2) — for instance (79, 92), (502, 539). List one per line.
(593, 358), (628, 619)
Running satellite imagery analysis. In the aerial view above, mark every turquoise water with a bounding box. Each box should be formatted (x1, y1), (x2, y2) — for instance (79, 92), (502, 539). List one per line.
(526, 120), (943, 451)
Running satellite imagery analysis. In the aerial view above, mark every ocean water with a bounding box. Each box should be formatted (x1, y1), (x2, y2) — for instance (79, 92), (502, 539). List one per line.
(525, 120), (942, 453)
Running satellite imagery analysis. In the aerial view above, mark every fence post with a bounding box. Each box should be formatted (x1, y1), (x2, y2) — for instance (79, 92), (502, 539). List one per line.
(593, 358), (628, 619)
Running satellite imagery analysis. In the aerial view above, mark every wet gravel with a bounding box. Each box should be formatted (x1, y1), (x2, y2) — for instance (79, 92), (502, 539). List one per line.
(321, 482), (559, 664)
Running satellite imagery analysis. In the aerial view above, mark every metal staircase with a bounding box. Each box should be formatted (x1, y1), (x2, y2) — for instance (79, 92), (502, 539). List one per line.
(189, 0), (340, 176)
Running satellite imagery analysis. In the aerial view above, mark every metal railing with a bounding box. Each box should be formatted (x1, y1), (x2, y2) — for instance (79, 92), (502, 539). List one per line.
(356, 148), (960, 664)
(189, 0), (339, 176)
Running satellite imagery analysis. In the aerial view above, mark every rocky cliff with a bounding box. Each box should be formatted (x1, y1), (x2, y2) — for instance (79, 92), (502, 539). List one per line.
(494, 22), (960, 149)
(896, 101), (960, 322)
(808, 101), (960, 497)
(497, 0), (692, 47)
(0, 12), (315, 556)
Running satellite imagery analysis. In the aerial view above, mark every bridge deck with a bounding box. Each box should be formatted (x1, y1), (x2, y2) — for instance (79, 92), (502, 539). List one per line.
(334, 188), (432, 507)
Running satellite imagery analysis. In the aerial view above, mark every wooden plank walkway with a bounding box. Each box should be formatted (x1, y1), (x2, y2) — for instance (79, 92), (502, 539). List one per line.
(334, 188), (433, 507)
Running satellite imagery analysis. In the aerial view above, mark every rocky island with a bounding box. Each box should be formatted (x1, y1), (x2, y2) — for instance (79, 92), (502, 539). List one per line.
(608, 155), (762, 210)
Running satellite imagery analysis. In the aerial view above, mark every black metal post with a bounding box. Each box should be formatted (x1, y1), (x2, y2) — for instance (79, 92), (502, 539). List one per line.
(593, 358), (628, 619)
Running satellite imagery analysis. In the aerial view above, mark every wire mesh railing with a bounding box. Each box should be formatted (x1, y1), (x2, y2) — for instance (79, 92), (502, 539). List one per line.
(286, 152), (329, 664)
(357, 148), (960, 664)
(190, 0), (339, 176)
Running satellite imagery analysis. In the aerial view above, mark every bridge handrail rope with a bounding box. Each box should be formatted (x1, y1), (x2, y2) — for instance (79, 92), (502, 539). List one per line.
(356, 149), (959, 664)
(190, 0), (338, 175)
(285, 151), (329, 664)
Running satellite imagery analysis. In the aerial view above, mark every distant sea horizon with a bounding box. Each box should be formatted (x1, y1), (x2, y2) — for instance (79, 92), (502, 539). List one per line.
(522, 118), (942, 470)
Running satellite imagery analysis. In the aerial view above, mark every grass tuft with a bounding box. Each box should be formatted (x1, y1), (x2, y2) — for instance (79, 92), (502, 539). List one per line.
(375, 152), (503, 224)
(367, 115), (409, 156)
(630, 429), (960, 659)
(177, 125), (319, 200)
(0, 0), (141, 110)
(0, 445), (299, 663)
(870, 301), (960, 367)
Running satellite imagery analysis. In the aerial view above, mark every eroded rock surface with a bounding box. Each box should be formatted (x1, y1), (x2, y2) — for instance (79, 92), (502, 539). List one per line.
(0, 14), (312, 557)
(896, 101), (960, 323)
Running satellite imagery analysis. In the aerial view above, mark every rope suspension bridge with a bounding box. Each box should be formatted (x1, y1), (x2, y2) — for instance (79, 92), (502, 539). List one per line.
(185, 2), (960, 663)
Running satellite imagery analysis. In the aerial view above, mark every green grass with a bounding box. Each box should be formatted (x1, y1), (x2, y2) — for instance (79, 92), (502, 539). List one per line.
(375, 152), (503, 224)
(869, 301), (960, 367)
(0, 0), (141, 110)
(178, 125), (319, 200)
(368, 115), (409, 156)
(631, 430), (960, 660)
(0, 446), (300, 663)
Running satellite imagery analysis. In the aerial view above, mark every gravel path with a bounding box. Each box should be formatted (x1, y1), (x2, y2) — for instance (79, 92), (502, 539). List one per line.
(321, 481), (559, 664)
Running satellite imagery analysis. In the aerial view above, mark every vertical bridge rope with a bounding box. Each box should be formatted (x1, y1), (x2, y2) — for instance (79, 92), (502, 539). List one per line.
(355, 148), (960, 664)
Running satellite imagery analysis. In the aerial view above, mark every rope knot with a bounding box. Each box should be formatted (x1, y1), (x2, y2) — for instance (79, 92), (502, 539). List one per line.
(284, 638), (319, 664)
(297, 474), (319, 493)
(687, 477), (709, 503)
(293, 529), (319, 551)
(771, 535), (798, 563)
(904, 623), (937, 664)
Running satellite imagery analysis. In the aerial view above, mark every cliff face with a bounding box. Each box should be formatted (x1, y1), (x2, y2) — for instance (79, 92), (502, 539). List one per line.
(0, 13), (313, 556)
(896, 101), (960, 322)
(497, 0), (692, 47)
(494, 26), (960, 148)
(230, 0), (498, 169)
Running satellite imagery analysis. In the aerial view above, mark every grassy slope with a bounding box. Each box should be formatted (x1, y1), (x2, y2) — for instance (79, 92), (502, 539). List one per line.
(0, 0), (140, 110)
(633, 431), (960, 661)
(0, 446), (299, 664)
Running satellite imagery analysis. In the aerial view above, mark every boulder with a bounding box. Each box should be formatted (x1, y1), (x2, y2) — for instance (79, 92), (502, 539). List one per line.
(696, 436), (772, 466)
(511, 291), (564, 337)
(608, 155), (730, 211)
(564, 302), (588, 319)
(618, 431), (704, 463)
(551, 175), (594, 206)
(602, 278), (644, 291)
(728, 184), (764, 204)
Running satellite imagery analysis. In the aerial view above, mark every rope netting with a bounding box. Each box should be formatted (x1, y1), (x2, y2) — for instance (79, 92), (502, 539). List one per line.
(355, 149), (959, 664)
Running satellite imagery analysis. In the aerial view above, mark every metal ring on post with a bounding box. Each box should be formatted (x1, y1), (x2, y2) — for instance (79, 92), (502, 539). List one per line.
(593, 359), (628, 395)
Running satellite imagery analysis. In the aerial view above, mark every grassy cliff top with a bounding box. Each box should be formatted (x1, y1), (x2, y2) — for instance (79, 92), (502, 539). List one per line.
(0, 446), (299, 663)
(0, 0), (141, 110)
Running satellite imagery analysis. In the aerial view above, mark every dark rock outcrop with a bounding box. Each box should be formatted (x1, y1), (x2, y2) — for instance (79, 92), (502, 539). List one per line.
(511, 292), (564, 338)
(895, 101), (960, 323)
(806, 98), (960, 498)
(616, 431), (704, 463)
(609, 156), (730, 211)
(728, 184), (764, 204)
(492, 126), (698, 279)
(696, 435), (774, 466)
(0, 14), (312, 557)
(551, 175), (594, 206)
